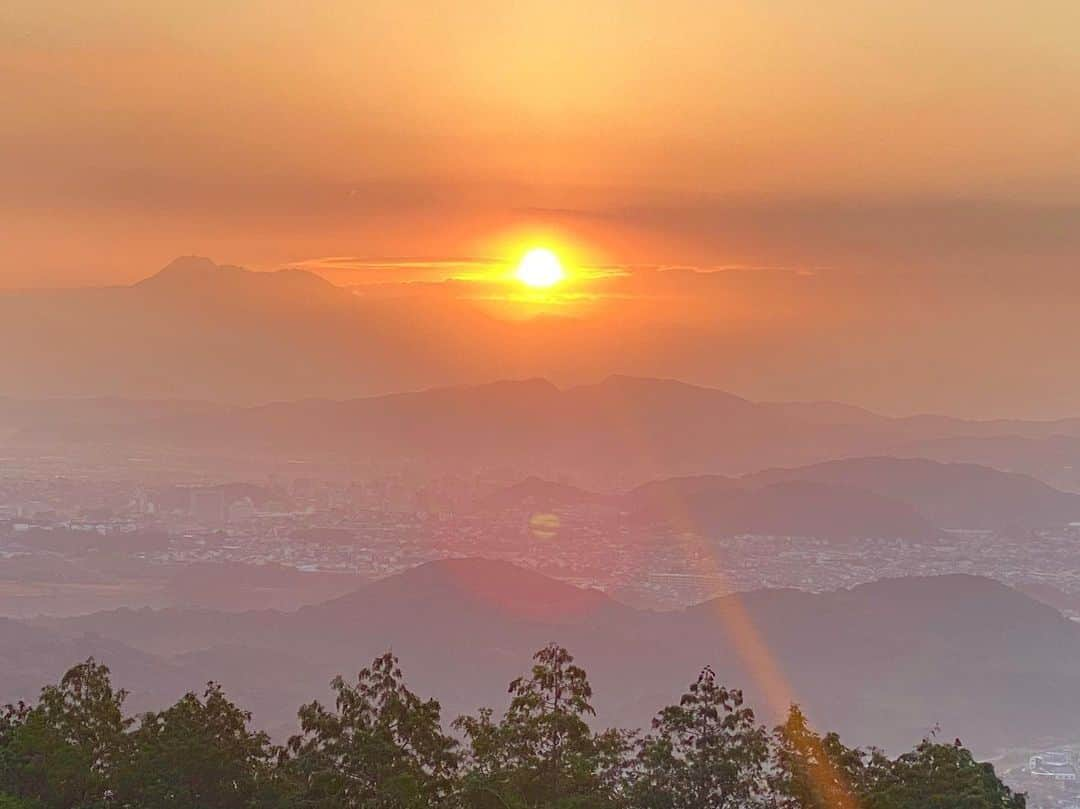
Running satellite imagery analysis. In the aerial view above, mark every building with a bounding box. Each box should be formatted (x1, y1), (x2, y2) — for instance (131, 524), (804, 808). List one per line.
(1030, 751), (1078, 781)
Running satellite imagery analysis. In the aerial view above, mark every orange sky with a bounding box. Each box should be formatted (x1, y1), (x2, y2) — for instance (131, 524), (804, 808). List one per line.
(6, 1), (1080, 416)
(3, 0), (1080, 287)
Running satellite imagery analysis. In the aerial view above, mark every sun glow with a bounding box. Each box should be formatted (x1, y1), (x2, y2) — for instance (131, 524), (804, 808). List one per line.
(515, 248), (565, 288)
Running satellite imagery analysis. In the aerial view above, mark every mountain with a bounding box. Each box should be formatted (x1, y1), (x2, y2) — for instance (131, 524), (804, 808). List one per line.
(891, 433), (1080, 493)
(24, 559), (1080, 755)
(743, 457), (1080, 530)
(7, 263), (1080, 486)
(0, 257), (508, 402)
(626, 476), (939, 539)
(0, 374), (964, 483)
(134, 257), (343, 306)
(164, 562), (362, 612)
(624, 475), (744, 523)
(12, 256), (1080, 421)
(0, 616), (190, 713)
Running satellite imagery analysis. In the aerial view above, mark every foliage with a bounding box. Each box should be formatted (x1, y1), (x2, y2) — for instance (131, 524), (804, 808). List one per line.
(630, 666), (770, 809)
(769, 704), (888, 809)
(865, 738), (1025, 809)
(0, 659), (131, 809)
(0, 650), (1025, 809)
(115, 682), (280, 808)
(455, 644), (633, 808)
(283, 652), (459, 808)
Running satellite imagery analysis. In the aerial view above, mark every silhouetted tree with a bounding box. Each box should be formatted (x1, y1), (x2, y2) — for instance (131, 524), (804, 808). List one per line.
(0, 651), (1028, 809)
(629, 666), (770, 809)
(0, 659), (131, 809)
(115, 682), (281, 808)
(769, 705), (887, 809)
(455, 643), (632, 808)
(865, 738), (1025, 809)
(283, 652), (459, 808)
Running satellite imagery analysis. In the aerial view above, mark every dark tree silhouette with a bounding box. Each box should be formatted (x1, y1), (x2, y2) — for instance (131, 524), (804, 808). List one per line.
(115, 682), (280, 809)
(455, 643), (632, 808)
(0, 650), (1026, 809)
(630, 666), (770, 809)
(0, 659), (131, 809)
(283, 652), (459, 809)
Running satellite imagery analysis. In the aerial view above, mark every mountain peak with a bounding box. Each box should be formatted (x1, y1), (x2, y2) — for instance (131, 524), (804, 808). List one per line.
(581, 375), (752, 405)
(134, 256), (342, 303)
(333, 558), (624, 625)
(136, 255), (242, 286)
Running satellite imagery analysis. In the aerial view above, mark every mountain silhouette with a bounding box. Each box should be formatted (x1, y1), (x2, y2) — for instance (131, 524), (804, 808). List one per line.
(24, 559), (1080, 754)
(743, 456), (1080, 530)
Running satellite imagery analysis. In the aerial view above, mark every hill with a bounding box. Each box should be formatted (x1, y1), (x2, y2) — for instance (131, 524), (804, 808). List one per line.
(743, 457), (1080, 530)
(0, 373), (1000, 484)
(24, 559), (1080, 754)
(0, 616), (190, 713)
(8, 340), (1080, 489)
(0, 257), (506, 402)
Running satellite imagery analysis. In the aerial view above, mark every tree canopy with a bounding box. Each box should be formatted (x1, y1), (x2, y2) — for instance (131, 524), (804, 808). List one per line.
(0, 649), (1024, 809)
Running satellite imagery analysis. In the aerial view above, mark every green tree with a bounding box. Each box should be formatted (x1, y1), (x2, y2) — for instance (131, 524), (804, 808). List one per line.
(629, 666), (770, 809)
(283, 652), (459, 809)
(116, 682), (282, 809)
(455, 644), (632, 809)
(770, 705), (887, 809)
(0, 794), (37, 809)
(0, 659), (131, 809)
(0, 702), (31, 799)
(0, 651), (1031, 809)
(866, 738), (1025, 809)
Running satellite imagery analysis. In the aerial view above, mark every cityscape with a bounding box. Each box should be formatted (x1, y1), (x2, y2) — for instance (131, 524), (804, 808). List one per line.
(5, 0), (1080, 806)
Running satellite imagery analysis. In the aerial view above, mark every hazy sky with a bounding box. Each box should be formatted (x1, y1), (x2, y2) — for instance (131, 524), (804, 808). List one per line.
(3, 0), (1080, 286)
(5, 1), (1080, 416)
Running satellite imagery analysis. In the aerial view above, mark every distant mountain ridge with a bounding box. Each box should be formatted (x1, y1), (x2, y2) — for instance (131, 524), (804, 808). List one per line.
(613, 455), (1080, 536)
(21, 558), (1080, 755)
(1, 255), (1080, 419)
(742, 457), (1080, 530)
(135, 256), (344, 306)
(5, 256), (1080, 485)
(0, 257), (507, 402)
(11, 373), (1080, 491)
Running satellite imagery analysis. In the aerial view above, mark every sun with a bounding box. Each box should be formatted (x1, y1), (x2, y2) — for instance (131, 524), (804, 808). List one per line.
(515, 248), (565, 288)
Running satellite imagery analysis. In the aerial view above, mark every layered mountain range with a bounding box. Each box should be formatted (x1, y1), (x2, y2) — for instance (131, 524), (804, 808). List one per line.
(8, 558), (1079, 757)
(8, 377), (1080, 492)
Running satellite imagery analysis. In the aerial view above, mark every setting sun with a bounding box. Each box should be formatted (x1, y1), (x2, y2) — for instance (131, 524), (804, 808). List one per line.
(515, 248), (565, 288)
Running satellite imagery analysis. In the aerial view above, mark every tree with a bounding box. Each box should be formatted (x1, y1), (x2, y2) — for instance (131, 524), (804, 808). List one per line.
(770, 705), (884, 809)
(0, 651), (1029, 809)
(866, 738), (1025, 809)
(0, 795), (37, 809)
(0, 659), (131, 809)
(629, 666), (770, 809)
(116, 682), (282, 809)
(283, 653), (459, 809)
(0, 702), (30, 799)
(455, 644), (632, 809)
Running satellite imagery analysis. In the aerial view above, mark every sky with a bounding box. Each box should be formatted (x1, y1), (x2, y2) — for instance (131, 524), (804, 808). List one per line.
(3, 1), (1080, 416)
(4, 0), (1080, 281)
